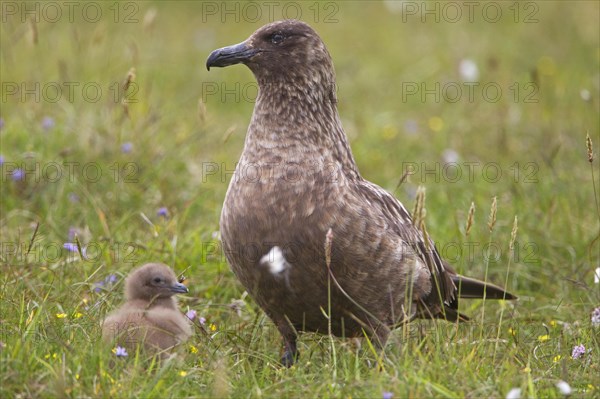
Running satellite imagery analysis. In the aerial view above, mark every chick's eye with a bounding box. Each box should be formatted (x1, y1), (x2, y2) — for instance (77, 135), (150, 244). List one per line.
(270, 33), (284, 44)
(153, 277), (162, 284)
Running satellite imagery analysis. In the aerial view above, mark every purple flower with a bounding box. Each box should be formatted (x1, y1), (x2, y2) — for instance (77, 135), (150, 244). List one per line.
(12, 168), (24, 181)
(404, 119), (418, 135)
(94, 274), (118, 293)
(63, 242), (87, 259)
(199, 316), (206, 325)
(42, 116), (55, 131)
(114, 346), (128, 357)
(68, 227), (78, 241)
(383, 392), (393, 399)
(186, 309), (197, 321)
(592, 307), (600, 327)
(93, 280), (105, 293)
(68, 192), (80, 203)
(121, 142), (133, 153)
(157, 207), (169, 218)
(0, 155), (4, 166)
(63, 242), (78, 252)
(571, 344), (586, 359)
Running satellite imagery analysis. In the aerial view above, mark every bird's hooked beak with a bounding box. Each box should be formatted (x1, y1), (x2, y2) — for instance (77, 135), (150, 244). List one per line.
(206, 41), (260, 71)
(170, 282), (189, 294)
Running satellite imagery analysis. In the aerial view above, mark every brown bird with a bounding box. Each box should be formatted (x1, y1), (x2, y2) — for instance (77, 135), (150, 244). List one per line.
(102, 263), (192, 358)
(206, 20), (516, 366)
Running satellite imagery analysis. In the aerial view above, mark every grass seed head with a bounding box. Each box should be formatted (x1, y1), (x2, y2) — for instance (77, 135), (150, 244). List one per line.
(509, 216), (518, 250)
(465, 201), (475, 236)
(488, 196), (497, 232)
(586, 132), (594, 163)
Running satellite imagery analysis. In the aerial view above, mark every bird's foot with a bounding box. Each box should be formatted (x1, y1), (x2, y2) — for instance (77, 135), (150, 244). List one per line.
(280, 349), (299, 368)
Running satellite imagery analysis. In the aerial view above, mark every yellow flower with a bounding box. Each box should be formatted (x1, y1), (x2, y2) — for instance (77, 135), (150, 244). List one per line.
(56, 313), (67, 319)
(553, 355), (562, 363)
(382, 124), (398, 140)
(179, 371), (188, 377)
(537, 334), (550, 342)
(508, 327), (516, 336)
(549, 320), (557, 327)
(189, 345), (198, 354)
(428, 116), (444, 132)
(209, 323), (217, 332)
(73, 312), (83, 319)
(75, 374), (80, 380)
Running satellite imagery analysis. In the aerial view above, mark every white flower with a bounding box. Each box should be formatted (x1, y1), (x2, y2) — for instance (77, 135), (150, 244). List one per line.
(580, 89), (591, 102)
(459, 59), (479, 82)
(383, 0), (405, 13)
(594, 267), (600, 284)
(441, 148), (460, 164)
(506, 387), (521, 399)
(555, 380), (572, 396)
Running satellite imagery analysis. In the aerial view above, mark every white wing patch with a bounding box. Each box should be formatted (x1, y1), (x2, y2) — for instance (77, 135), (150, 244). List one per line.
(260, 246), (290, 275)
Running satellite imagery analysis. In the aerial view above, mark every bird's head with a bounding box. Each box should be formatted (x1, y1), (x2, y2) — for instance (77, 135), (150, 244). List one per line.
(206, 20), (335, 92)
(125, 263), (188, 302)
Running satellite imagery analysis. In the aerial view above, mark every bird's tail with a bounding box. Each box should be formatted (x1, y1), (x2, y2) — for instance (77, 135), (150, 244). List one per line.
(433, 275), (517, 322)
(452, 275), (517, 300)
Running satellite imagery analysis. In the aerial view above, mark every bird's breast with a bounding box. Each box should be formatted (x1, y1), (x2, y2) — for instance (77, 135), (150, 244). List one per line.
(219, 154), (345, 277)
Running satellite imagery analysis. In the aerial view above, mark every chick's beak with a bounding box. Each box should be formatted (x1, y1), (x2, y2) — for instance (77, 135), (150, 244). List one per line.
(170, 282), (189, 294)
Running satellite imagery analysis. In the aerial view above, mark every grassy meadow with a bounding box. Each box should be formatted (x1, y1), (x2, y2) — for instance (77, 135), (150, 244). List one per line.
(1, 1), (599, 397)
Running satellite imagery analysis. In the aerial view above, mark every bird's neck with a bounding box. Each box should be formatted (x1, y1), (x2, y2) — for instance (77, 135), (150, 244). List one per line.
(145, 296), (178, 309)
(243, 79), (359, 178)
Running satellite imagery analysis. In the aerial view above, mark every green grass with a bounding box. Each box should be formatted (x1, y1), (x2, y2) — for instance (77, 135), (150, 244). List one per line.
(1, 1), (599, 397)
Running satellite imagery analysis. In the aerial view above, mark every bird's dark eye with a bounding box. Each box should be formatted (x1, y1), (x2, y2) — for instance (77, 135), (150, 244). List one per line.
(270, 33), (284, 44)
(153, 277), (162, 284)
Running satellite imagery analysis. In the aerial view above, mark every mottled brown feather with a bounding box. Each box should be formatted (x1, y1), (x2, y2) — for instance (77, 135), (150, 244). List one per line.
(207, 19), (516, 366)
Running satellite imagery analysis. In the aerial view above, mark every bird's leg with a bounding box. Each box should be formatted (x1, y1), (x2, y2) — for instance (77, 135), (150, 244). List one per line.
(371, 324), (390, 350)
(276, 322), (299, 367)
(366, 323), (390, 370)
(280, 336), (298, 368)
